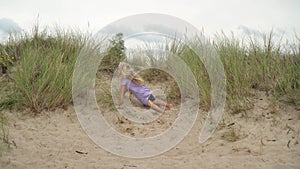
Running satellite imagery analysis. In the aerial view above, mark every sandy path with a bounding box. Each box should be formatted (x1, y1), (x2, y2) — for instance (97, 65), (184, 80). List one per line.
(1, 92), (300, 169)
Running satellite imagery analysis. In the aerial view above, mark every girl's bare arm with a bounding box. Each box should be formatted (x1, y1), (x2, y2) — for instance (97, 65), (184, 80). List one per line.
(120, 85), (126, 105)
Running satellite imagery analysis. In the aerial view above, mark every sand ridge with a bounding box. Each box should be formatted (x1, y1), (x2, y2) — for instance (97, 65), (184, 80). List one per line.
(0, 91), (300, 169)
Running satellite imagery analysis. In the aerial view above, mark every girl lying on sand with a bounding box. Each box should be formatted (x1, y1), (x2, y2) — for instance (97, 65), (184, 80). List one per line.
(118, 62), (173, 113)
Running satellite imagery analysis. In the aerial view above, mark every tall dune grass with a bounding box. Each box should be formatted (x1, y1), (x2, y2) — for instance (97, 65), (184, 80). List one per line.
(0, 26), (88, 113)
(212, 32), (299, 112)
(127, 32), (300, 112)
(192, 32), (298, 112)
(0, 27), (299, 113)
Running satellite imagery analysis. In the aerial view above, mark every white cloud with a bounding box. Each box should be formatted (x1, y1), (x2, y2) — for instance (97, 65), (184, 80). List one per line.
(0, 18), (22, 33)
(0, 0), (299, 40)
(0, 18), (22, 41)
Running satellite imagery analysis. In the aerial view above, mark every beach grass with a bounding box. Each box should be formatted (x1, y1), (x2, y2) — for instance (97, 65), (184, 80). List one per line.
(1, 26), (88, 113)
(0, 26), (299, 112)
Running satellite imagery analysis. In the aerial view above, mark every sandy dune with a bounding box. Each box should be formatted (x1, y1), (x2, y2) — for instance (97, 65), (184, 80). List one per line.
(1, 91), (300, 169)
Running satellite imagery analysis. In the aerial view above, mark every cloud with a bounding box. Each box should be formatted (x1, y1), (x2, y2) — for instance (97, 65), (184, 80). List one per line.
(98, 14), (195, 45)
(237, 25), (289, 39)
(0, 18), (22, 41)
(0, 18), (21, 34)
(100, 24), (136, 37)
(143, 24), (178, 35)
(237, 25), (264, 37)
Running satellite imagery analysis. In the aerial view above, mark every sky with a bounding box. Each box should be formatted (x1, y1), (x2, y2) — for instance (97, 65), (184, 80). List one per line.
(0, 0), (300, 41)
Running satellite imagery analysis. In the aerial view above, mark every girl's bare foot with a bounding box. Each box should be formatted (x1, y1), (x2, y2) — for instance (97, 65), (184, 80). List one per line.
(166, 104), (173, 109)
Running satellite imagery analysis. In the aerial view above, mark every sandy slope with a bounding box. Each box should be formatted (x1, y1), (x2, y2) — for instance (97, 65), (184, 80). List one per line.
(1, 91), (300, 169)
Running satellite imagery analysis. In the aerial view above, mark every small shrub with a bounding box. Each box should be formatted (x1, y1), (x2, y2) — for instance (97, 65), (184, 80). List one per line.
(99, 33), (126, 73)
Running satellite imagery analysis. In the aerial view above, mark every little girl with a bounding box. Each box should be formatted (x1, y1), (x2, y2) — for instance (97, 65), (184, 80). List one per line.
(118, 62), (173, 113)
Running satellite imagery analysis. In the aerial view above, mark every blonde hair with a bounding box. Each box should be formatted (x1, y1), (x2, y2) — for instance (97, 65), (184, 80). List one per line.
(118, 62), (145, 85)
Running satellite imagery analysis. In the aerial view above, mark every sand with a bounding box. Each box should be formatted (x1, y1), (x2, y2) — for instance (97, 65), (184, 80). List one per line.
(0, 91), (300, 169)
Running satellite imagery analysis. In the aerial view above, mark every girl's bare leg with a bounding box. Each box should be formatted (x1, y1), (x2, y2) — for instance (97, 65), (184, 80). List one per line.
(148, 100), (165, 113)
(153, 99), (167, 106)
(153, 99), (173, 109)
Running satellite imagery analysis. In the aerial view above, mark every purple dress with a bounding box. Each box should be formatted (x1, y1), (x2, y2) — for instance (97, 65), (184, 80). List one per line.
(121, 78), (152, 106)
